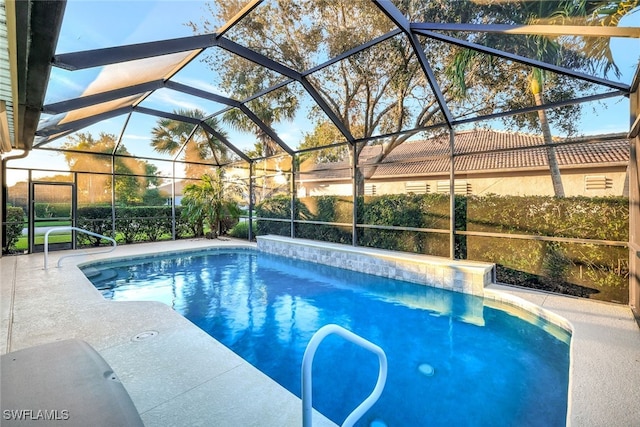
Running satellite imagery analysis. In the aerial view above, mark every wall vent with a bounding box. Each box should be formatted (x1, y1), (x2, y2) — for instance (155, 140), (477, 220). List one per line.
(585, 175), (612, 190)
(436, 180), (471, 195)
(405, 181), (429, 194)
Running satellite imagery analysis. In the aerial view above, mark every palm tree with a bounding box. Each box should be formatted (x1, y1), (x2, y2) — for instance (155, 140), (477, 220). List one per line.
(449, 0), (638, 197)
(223, 91), (298, 158)
(526, 0), (638, 197)
(181, 170), (242, 238)
(151, 109), (229, 178)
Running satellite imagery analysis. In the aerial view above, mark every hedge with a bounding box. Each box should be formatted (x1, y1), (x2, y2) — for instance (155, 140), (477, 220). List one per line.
(75, 207), (115, 246)
(254, 194), (630, 303)
(75, 206), (193, 245)
(12, 193), (628, 303)
(464, 195), (628, 241)
(34, 202), (71, 219)
(3, 206), (25, 253)
(228, 220), (256, 239)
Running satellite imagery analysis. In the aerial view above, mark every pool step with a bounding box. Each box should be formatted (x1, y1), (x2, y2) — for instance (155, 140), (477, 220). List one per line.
(82, 267), (119, 289)
(82, 266), (101, 278)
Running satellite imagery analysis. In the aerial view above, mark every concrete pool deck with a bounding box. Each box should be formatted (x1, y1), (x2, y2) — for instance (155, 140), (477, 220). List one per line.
(1, 238), (639, 426)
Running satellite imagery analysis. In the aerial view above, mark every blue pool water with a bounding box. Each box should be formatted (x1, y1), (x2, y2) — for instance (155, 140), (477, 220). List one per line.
(83, 249), (570, 426)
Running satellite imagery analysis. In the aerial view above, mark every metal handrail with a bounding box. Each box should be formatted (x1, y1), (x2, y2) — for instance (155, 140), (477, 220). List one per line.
(301, 324), (387, 427)
(44, 226), (117, 269)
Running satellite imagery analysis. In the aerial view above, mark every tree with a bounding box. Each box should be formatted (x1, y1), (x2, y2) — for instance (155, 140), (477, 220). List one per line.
(184, 2), (501, 190)
(224, 87), (298, 158)
(298, 120), (350, 164)
(445, 0), (638, 197)
(181, 170), (242, 238)
(190, 1), (636, 195)
(142, 188), (166, 206)
(150, 109), (229, 178)
(191, 0), (465, 181)
(189, 2), (304, 159)
(62, 132), (160, 205)
(3, 206), (24, 253)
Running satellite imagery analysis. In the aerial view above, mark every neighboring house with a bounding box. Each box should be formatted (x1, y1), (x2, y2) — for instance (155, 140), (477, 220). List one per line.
(160, 164), (282, 205)
(297, 130), (630, 197)
(158, 180), (188, 206)
(156, 130), (630, 201)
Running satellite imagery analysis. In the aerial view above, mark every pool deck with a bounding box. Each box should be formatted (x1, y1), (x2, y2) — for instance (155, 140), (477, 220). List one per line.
(1, 239), (639, 426)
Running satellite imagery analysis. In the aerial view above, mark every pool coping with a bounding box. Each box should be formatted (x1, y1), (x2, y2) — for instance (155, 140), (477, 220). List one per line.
(2, 238), (639, 426)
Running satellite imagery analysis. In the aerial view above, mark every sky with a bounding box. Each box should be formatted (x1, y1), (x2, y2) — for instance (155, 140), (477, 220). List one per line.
(4, 0), (640, 186)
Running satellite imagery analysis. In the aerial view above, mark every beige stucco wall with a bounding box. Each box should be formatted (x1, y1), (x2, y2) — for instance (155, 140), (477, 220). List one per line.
(298, 166), (628, 198)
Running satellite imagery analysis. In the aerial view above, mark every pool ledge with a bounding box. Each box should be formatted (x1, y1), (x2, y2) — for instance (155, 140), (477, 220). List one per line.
(257, 235), (494, 296)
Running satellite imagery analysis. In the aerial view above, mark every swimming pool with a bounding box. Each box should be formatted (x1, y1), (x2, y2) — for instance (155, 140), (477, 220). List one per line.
(82, 248), (570, 426)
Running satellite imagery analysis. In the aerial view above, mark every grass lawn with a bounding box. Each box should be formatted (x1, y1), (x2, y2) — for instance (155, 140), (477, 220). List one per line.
(11, 229), (191, 252)
(14, 234), (72, 250)
(34, 221), (72, 227)
(13, 231), (148, 251)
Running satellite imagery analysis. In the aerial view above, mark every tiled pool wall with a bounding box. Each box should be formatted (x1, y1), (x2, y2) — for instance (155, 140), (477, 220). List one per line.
(256, 235), (495, 296)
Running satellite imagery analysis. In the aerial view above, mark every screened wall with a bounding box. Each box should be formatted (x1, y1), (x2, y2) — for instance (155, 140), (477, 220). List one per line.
(2, 0), (639, 308)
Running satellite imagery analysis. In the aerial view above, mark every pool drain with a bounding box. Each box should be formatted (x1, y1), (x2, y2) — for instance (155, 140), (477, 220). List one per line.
(132, 330), (159, 342)
(418, 363), (435, 377)
(370, 419), (388, 427)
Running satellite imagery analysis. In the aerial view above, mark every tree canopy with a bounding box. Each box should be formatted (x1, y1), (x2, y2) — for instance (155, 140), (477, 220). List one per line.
(62, 132), (160, 205)
(189, 1), (634, 172)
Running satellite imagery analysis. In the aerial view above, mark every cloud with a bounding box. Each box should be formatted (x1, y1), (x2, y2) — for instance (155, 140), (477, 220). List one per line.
(122, 134), (151, 141)
(273, 123), (305, 147)
(152, 90), (205, 111)
(47, 73), (85, 96)
(174, 77), (230, 98)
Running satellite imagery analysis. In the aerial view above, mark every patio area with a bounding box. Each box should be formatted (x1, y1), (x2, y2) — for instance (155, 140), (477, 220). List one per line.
(1, 239), (639, 426)
(1, 239), (335, 427)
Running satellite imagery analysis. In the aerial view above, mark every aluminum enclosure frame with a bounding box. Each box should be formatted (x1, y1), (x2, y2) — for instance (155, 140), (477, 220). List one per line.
(3, 0), (639, 309)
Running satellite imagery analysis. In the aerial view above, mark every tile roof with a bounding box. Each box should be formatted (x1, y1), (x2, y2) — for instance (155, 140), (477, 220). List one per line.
(299, 130), (629, 182)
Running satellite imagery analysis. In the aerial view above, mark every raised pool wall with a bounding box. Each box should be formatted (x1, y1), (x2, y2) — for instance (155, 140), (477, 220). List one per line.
(257, 235), (494, 296)
(256, 235), (574, 334)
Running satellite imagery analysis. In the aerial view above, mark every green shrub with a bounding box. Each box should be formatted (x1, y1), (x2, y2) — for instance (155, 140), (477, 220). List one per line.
(465, 195), (628, 241)
(541, 242), (572, 288)
(260, 193), (628, 303)
(76, 206), (113, 246)
(131, 207), (173, 241)
(293, 196), (352, 243)
(255, 195), (312, 237)
(219, 217), (239, 236)
(3, 206), (25, 253)
(296, 222), (351, 244)
(77, 205), (176, 245)
(115, 206), (173, 243)
(175, 205), (200, 238)
(34, 202), (70, 219)
(228, 220), (256, 239)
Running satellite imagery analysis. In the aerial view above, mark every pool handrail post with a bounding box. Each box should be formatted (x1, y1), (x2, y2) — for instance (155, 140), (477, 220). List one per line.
(44, 226), (117, 269)
(301, 324), (387, 427)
